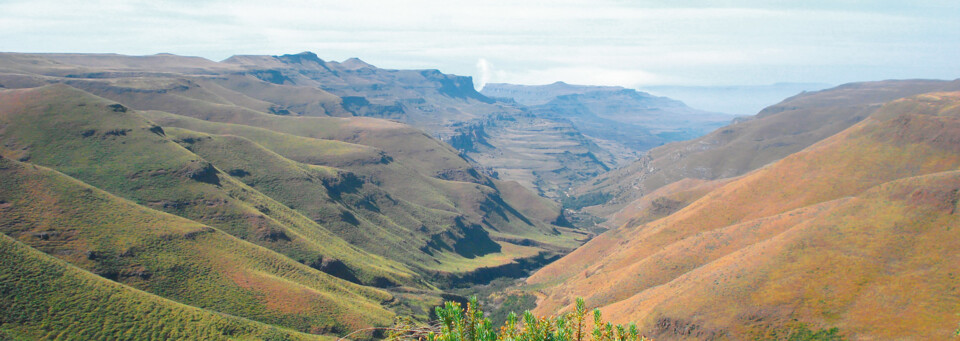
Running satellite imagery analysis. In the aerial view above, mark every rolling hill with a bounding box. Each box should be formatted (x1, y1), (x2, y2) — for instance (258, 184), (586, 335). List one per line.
(527, 91), (960, 340)
(0, 155), (393, 336)
(0, 232), (325, 341)
(0, 81), (578, 337)
(0, 58), (582, 285)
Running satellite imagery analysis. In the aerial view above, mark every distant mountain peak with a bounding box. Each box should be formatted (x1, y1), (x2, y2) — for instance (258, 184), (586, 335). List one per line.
(340, 57), (375, 69)
(276, 51), (326, 65)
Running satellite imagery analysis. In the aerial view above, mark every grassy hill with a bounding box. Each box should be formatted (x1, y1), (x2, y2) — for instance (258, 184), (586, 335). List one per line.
(527, 91), (960, 340)
(0, 54), (597, 336)
(139, 110), (580, 276)
(0, 76), (580, 275)
(0, 233), (326, 341)
(0, 156), (393, 336)
(0, 84), (416, 287)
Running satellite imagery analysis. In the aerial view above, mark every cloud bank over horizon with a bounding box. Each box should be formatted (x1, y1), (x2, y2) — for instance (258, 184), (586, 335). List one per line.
(2, 0), (958, 88)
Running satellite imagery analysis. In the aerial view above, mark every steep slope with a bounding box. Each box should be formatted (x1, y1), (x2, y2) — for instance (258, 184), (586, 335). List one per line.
(0, 157), (393, 336)
(0, 233), (323, 341)
(578, 79), (960, 219)
(0, 84), (415, 287)
(603, 170), (960, 340)
(451, 112), (617, 198)
(528, 91), (960, 340)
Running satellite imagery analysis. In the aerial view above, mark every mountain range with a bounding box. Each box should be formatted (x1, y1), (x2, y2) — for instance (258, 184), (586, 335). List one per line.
(0, 53), (588, 339)
(1, 51), (959, 340)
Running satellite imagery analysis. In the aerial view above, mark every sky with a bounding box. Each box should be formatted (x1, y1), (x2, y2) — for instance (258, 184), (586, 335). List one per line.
(2, 0), (959, 89)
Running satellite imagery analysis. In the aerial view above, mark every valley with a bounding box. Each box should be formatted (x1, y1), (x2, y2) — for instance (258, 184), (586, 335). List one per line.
(1, 52), (959, 341)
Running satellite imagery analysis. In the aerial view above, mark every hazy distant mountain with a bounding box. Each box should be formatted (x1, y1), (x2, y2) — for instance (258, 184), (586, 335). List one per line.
(642, 82), (833, 116)
(481, 81), (624, 106)
(483, 82), (734, 154)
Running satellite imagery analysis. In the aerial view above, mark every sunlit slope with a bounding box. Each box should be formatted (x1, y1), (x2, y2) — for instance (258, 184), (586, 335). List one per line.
(529, 178), (734, 289)
(0, 233), (326, 341)
(579, 79), (960, 218)
(604, 170), (960, 340)
(529, 92), (960, 339)
(0, 85), (415, 287)
(0, 157), (392, 336)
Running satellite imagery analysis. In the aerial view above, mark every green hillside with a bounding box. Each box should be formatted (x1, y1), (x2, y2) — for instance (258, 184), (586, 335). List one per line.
(0, 233), (325, 341)
(0, 82), (580, 337)
(0, 156), (393, 336)
(0, 84), (416, 287)
(4, 74), (577, 274)
(144, 111), (579, 276)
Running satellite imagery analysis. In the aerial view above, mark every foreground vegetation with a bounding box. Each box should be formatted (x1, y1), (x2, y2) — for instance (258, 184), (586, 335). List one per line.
(385, 297), (646, 341)
(383, 297), (848, 341)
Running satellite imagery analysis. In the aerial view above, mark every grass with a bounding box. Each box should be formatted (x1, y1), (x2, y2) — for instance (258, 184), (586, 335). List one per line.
(0, 233), (327, 341)
(0, 84), (584, 337)
(138, 108), (579, 276)
(0, 85), (417, 288)
(0, 157), (395, 337)
(0, 73), (584, 337)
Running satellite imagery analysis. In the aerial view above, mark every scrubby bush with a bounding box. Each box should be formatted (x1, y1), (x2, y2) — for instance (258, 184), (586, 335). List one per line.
(386, 296), (646, 341)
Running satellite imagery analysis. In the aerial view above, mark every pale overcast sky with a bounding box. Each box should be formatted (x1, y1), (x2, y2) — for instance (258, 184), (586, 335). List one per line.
(2, 0), (959, 89)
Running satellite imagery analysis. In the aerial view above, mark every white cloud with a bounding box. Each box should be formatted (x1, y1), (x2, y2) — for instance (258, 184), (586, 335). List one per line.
(475, 58), (492, 91)
(492, 67), (665, 88)
(1, 0), (958, 85)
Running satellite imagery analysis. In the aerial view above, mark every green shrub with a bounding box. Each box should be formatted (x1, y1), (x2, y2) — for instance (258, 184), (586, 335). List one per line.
(758, 323), (845, 341)
(391, 297), (646, 341)
(560, 192), (613, 210)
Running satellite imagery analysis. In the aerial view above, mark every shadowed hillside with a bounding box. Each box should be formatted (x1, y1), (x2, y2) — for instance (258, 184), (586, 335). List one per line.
(528, 91), (960, 340)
